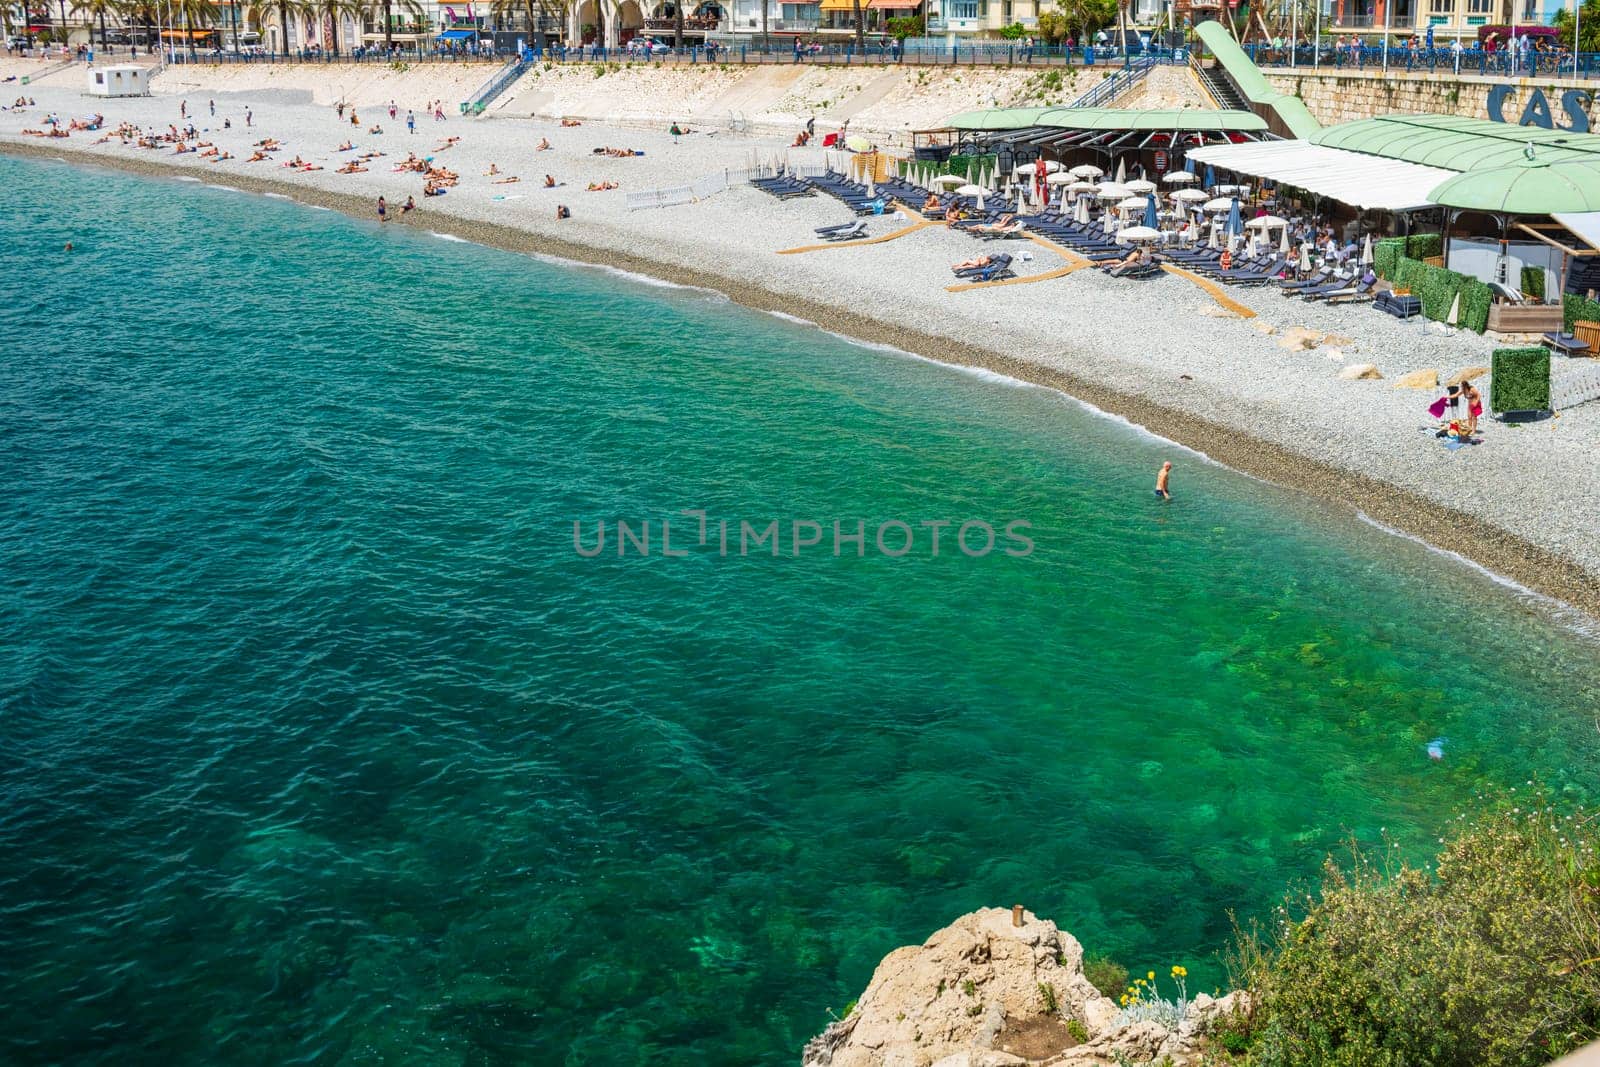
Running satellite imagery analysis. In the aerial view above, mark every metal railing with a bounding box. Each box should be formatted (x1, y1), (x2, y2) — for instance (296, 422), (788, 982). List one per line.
(626, 163), (779, 209)
(461, 52), (531, 114)
(1238, 40), (1600, 78)
(1552, 363), (1600, 412)
(1068, 54), (1157, 107)
(542, 40), (1193, 67)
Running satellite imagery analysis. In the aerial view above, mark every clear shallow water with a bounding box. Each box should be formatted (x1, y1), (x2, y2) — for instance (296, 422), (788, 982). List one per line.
(3, 156), (1599, 1066)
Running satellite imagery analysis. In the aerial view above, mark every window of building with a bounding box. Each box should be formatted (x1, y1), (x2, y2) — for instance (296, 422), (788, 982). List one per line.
(1466, 0), (1491, 12)
(1429, 0), (1453, 14)
(947, 0), (982, 17)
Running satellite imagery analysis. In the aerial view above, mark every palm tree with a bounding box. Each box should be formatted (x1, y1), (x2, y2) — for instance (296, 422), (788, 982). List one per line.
(75, 0), (117, 45)
(263, 0), (305, 52)
(673, 0), (683, 49)
(311, 0), (352, 52)
(489, 0), (547, 51)
(174, 0), (218, 51)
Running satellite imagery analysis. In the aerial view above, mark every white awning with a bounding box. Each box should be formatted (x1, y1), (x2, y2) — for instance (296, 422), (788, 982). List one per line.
(1554, 212), (1600, 253)
(1185, 140), (1458, 213)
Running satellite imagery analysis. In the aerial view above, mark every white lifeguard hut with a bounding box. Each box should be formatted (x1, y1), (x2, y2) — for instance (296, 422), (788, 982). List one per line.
(87, 65), (151, 98)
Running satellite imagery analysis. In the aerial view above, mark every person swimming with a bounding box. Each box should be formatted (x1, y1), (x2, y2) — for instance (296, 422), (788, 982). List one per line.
(1154, 461), (1172, 499)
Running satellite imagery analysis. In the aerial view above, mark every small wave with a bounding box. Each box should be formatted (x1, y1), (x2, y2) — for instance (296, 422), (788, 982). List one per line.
(528, 252), (725, 299)
(263, 192), (293, 200)
(174, 175), (202, 183)
(430, 231), (469, 243)
(764, 310), (816, 327)
(1354, 512), (1599, 639)
(306, 205), (332, 212)
(204, 183), (241, 192)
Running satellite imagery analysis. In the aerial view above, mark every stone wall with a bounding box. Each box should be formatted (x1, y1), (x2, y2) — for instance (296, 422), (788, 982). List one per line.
(1264, 69), (1600, 130)
(1111, 65), (1215, 111)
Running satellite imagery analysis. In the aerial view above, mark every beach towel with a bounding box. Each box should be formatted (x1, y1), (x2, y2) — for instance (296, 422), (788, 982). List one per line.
(822, 133), (839, 148)
(1427, 397), (1449, 418)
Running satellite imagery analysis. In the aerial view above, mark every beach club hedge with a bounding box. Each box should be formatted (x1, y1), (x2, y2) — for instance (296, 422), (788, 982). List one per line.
(1373, 237), (1490, 333)
(1490, 347), (1551, 413)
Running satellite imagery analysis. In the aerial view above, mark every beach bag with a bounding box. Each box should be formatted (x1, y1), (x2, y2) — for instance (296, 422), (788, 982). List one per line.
(1427, 397), (1449, 418)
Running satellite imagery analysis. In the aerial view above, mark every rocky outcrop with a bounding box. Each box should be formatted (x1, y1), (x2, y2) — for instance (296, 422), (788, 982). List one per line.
(802, 908), (1248, 1067)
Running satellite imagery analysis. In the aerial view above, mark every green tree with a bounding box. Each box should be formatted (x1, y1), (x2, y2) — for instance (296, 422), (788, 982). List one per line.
(489, 0), (549, 51)
(1553, 0), (1600, 52)
(1236, 795), (1600, 1067)
(73, 0), (118, 46)
(174, 0), (219, 50)
(1052, 0), (1113, 40)
(310, 0), (355, 53)
(885, 13), (922, 37)
(851, 0), (864, 52)
(263, 0), (308, 52)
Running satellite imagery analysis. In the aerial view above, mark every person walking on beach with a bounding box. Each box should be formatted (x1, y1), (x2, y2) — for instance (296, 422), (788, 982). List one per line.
(179, 100), (187, 119)
(388, 100), (396, 120)
(1461, 378), (1483, 436)
(377, 195), (389, 223)
(1154, 462), (1173, 500)
(407, 110), (415, 134)
(245, 108), (253, 128)
(208, 99), (214, 116)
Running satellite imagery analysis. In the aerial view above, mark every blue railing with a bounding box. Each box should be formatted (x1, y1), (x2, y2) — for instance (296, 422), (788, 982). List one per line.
(1238, 41), (1600, 78)
(545, 40), (1191, 66)
(461, 52), (532, 114)
(1069, 55), (1158, 106)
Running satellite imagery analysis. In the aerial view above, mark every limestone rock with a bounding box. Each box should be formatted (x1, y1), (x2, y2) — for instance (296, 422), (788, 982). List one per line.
(1338, 363), (1383, 381)
(800, 908), (1114, 1067)
(1393, 368), (1439, 390)
(1199, 303), (1243, 319)
(1249, 320), (1278, 336)
(1322, 332), (1355, 348)
(1276, 325), (1324, 351)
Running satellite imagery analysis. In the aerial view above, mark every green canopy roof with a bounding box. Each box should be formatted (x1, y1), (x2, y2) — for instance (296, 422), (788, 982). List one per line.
(1313, 114), (1600, 171)
(1193, 22), (1322, 140)
(945, 106), (1268, 133)
(1427, 157), (1600, 214)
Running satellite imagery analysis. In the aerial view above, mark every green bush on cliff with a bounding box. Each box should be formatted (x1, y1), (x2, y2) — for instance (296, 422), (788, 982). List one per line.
(1084, 955), (1129, 1000)
(1235, 793), (1600, 1067)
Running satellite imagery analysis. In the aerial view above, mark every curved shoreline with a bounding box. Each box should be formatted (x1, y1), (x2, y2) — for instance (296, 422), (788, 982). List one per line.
(13, 140), (1600, 621)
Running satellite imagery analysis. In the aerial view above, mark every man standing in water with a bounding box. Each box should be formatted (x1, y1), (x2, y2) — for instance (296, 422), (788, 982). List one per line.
(1154, 461), (1172, 499)
(377, 195), (389, 223)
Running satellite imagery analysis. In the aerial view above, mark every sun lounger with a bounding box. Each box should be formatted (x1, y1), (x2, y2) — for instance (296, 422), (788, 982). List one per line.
(823, 221), (868, 241)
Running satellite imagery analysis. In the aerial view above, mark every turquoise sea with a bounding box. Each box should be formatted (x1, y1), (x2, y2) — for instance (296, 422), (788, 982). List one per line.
(3, 155), (1599, 1066)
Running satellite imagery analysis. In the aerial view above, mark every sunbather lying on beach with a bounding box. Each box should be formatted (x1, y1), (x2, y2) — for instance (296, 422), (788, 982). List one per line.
(368, 125), (383, 135)
(492, 176), (520, 184)
(922, 193), (942, 212)
(972, 214), (1017, 232)
(951, 255), (993, 272)
(336, 161), (367, 174)
(434, 136), (460, 150)
(594, 147), (642, 157)
(423, 181), (447, 197)
(1103, 248), (1153, 271)
(338, 141), (354, 151)
(586, 180), (619, 191)
(247, 150), (269, 162)
(559, 118), (582, 127)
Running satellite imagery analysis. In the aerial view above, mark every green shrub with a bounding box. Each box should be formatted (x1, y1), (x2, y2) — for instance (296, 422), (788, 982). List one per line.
(1491, 347), (1551, 413)
(1460, 279), (1493, 333)
(1563, 291), (1600, 332)
(1399, 232), (1442, 260)
(1241, 794), (1600, 1066)
(1389, 257), (1480, 330)
(1373, 237), (1404, 280)
(1520, 265), (1546, 301)
(1066, 1018), (1089, 1042)
(1038, 981), (1059, 1014)
(1083, 955), (1129, 1000)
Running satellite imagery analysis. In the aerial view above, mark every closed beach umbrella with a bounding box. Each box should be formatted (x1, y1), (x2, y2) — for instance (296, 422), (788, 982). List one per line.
(1361, 233), (1374, 266)
(1076, 196), (1091, 224)
(1226, 198), (1242, 237)
(1143, 196), (1159, 230)
(1208, 224), (1220, 249)
(1203, 164), (1217, 190)
(1164, 170), (1197, 183)
(1279, 226), (1291, 255)
(1447, 291), (1462, 326)
(1171, 188), (1208, 203)
(1298, 242), (1313, 273)
(1115, 158), (1127, 183)
(1070, 163), (1103, 179)
(1202, 196), (1234, 212)
(1125, 178), (1157, 194)
(1120, 225), (1162, 242)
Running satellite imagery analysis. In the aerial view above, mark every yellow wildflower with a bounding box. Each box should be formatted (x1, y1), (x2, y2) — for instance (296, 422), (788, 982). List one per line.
(1147, 971), (1155, 980)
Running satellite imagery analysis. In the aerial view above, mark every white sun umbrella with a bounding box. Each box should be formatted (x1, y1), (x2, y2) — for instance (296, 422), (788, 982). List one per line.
(1202, 196), (1235, 213)
(932, 174), (966, 187)
(1117, 196), (1150, 212)
(1069, 163), (1103, 179)
(955, 184), (984, 196)
(1171, 188), (1208, 203)
(1045, 172), (1076, 185)
(1114, 157), (1127, 183)
(1164, 170), (1198, 184)
(1124, 178), (1157, 194)
(1245, 214), (1289, 230)
(1096, 183), (1133, 200)
(1066, 180), (1099, 193)
(1120, 225), (1162, 242)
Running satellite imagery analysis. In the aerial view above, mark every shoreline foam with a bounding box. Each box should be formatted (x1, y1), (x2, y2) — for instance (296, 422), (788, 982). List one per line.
(10, 139), (1600, 619)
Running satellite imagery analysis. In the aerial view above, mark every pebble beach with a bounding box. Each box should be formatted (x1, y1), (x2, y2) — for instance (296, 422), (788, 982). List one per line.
(7, 58), (1600, 616)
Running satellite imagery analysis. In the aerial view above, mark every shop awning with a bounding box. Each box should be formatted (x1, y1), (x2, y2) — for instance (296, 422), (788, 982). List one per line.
(159, 28), (217, 39)
(868, 0), (920, 7)
(818, 0), (855, 11)
(436, 29), (476, 39)
(1186, 139), (1457, 212)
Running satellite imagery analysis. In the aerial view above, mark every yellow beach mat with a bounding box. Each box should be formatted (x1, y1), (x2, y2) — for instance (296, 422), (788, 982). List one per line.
(1158, 263), (1257, 319)
(946, 259), (1099, 293)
